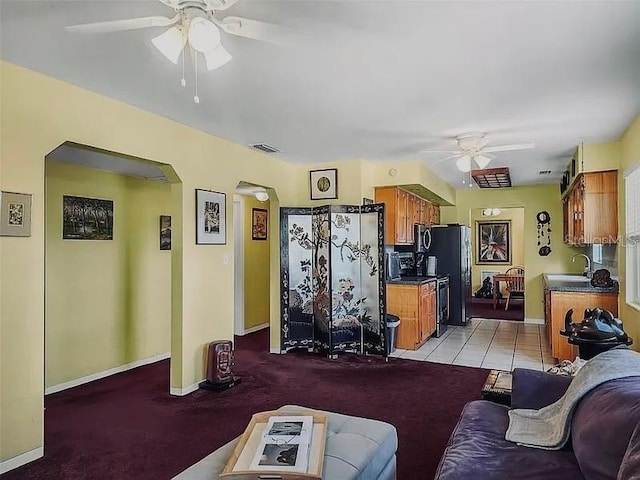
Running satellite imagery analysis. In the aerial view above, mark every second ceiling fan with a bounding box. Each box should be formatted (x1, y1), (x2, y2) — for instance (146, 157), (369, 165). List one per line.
(419, 133), (535, 172)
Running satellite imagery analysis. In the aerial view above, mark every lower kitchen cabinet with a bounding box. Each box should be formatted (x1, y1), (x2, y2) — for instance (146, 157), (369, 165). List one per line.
(387, 282), (436, 350)
(544, 290), (618, 361)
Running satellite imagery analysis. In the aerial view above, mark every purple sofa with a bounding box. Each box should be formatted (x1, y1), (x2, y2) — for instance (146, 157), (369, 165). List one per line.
(435, 368), (640, 479)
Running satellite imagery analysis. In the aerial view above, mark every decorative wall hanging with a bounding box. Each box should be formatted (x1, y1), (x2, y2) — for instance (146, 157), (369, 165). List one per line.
(252, 208), (268, 241)
(0, 191), (32, 237)
(309, 168), (338, 200)
(280, 204), (386, 357)
(63, 195), (113, 240)
(536, 210), (552, 256)
(477, 221), (511, 264)
(196, 189), (226, 245)
(159, 215), (171, 250)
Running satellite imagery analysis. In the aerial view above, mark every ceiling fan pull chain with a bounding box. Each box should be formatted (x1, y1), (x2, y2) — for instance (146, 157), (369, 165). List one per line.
(180, 48), (186, 88)
(193, 49), (200, 104)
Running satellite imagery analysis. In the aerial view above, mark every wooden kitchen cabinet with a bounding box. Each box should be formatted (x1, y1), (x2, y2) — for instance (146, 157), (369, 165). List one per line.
(544, 290), (618, 361)
(387, 281), (437, 350)
(563, 170), (618, 245)
(375, 187), (441, 245)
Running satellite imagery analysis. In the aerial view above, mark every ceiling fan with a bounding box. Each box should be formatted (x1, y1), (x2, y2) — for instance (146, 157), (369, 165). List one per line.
(419, 133), (535, 172)
(65, 0), (291, 72)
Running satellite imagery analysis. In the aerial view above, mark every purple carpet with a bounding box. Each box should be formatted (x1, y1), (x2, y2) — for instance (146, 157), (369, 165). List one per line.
(4, 329), (488, 480)
(471, 298), (524, 321)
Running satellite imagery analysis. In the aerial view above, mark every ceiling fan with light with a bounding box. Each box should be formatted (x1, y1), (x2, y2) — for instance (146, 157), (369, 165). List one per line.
(65, 0), (292, 101)
(419, 133), (535, 172)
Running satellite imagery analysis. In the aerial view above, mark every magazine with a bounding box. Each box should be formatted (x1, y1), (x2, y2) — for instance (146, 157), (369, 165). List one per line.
(249, 415), (313, 472)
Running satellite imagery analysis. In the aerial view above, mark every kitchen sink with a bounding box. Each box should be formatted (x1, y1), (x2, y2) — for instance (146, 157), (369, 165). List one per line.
(546, 274), (591, 283)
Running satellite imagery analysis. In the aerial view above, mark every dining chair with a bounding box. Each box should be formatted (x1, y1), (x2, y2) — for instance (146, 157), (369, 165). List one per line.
(504, 266), (525, 311)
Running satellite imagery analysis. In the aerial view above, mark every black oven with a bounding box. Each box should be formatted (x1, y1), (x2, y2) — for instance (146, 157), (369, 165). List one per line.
(435, 276), (449, 337)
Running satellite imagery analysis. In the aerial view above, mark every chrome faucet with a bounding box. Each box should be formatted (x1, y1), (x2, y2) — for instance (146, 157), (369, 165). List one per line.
(572, 253), (592, 278)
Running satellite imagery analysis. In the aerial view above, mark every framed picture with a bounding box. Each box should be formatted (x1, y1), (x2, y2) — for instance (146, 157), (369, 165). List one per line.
(362, 197), (374, 205)
(63, 195), (114, 240)
(309, 168), (338, 200)
(477, 220), (511, 264)
(196, 189), (226, 245)
(252, 208), (268, 241)
(0, 191), (32, 237)
(159, 215), (171, 250)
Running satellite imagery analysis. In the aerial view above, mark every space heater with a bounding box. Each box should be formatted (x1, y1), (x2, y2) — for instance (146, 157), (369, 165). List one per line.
(199, 340), (241, 392)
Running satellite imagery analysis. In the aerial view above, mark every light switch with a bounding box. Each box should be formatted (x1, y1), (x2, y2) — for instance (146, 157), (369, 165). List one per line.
(223, 254), (230, 265)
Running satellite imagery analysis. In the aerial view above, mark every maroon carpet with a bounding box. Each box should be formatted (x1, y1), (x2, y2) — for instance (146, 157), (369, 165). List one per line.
(471, 298), (524, 321)
(4, 330), (488, 480)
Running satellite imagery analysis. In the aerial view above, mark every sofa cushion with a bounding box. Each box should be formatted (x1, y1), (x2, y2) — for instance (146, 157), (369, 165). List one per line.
(435, 400), (584, 480)
(571, 377), (640, 480)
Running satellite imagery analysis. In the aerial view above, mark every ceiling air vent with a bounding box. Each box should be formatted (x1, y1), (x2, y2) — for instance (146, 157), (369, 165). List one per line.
(471, 167), (512, 188)
(251, 143), (279, 154)
(538, 170), (552, 175)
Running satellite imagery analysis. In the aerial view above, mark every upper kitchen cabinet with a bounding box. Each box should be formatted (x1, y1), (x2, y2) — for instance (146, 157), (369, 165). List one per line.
(375, 187), (440, 245)
(563, 170), (618, 245)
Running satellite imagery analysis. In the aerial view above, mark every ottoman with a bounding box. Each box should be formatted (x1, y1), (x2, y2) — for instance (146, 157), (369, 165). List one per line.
(173, 405), (398, 480)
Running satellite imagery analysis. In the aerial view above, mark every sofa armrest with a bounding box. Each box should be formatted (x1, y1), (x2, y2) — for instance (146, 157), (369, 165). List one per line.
(511, 368), (573, 410)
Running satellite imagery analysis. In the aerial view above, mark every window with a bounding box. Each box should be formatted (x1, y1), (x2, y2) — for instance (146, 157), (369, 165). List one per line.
(625, 165), (640, 309)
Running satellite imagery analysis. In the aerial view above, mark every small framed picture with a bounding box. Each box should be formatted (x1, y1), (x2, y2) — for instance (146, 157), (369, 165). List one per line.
(252, 208), (268, 241)
(196, 189), (226, 245)
(63, 195), (114, 240)
(0, 191), (32, 237)
(159, 215), (171, 250)
(309, 168), (338, 200)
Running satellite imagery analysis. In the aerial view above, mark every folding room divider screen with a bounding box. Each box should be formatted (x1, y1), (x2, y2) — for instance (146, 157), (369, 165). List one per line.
(280, 204), (387, 357)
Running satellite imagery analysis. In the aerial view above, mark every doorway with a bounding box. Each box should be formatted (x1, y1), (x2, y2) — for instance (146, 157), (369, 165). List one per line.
(469, 206), (525, 321)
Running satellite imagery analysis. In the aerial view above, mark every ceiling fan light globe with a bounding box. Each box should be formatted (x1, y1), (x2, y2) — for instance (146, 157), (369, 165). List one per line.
(188, 17), (221, 53)
(204, 44), (232, 71)
(151, 27), (185, 64)
(456, 155), (472, 172)
(474, 154), (492, 169)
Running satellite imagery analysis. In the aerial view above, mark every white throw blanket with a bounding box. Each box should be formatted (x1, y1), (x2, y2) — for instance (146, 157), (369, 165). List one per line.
(505, 348), (640, 450)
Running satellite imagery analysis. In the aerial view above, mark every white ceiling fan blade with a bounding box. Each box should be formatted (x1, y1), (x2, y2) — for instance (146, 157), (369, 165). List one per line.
(207, 0), (241, 11)
(203, 44), (232, 71)
(151, 27), (186, 64)
(216, 16), (296, 45)
(433, 154), (463, 163)
(418, 150), (462, 154)
(66, 15), (179, 34)
(482, 143), (535, 153)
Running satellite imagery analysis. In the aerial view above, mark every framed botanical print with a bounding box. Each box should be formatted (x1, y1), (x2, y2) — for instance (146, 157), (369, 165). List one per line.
(252, 208), (268, 240)
(309, 168), (338, 200)
(0, 191), (32, 237)
(196, 189), (226, 245)
(477, 220), (511, 264)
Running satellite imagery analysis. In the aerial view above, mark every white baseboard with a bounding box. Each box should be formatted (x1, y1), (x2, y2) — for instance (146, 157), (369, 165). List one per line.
(238, 323), (270, 336)
(170, 380), (203, 396)
(270, 347), (282, 354)
(45, 352), (171, 395)
(525, 317), (544, 325)
(0, 447), (43, 474)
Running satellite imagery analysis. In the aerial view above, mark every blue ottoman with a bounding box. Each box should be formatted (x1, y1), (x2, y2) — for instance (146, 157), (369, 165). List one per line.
(173, 405), (398, 480)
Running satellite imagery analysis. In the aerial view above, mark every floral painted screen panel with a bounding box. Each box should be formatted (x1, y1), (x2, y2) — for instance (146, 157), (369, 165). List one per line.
(360, 204), (386, 355)
(330, 206), (363, 353)
(280, 208), (314, 350)
(312, 207), (331, 352)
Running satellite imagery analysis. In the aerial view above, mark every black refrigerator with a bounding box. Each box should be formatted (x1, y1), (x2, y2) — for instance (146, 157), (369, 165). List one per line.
(428, 224), (472, 326)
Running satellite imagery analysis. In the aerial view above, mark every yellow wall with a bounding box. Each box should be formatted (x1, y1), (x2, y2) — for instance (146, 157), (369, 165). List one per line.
(0, 61), (297, 463)
(442, 185), (582, 319)
(470, 207), (525, 292)
(243, 196), (270, 329)
(45, 160), (171, 387)
(618, 115), (640, 351)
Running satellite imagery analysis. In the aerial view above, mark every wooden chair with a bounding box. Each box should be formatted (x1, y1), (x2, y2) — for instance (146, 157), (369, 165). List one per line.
(504, 266), (525, 311)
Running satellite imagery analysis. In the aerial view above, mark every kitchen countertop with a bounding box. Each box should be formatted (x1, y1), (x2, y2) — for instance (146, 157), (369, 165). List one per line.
(543, 274), (619, 294)
(387, 276), (441, 285)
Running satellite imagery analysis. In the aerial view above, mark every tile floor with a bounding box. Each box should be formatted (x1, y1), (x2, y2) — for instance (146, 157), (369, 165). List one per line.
(390, 318), (556, 371)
